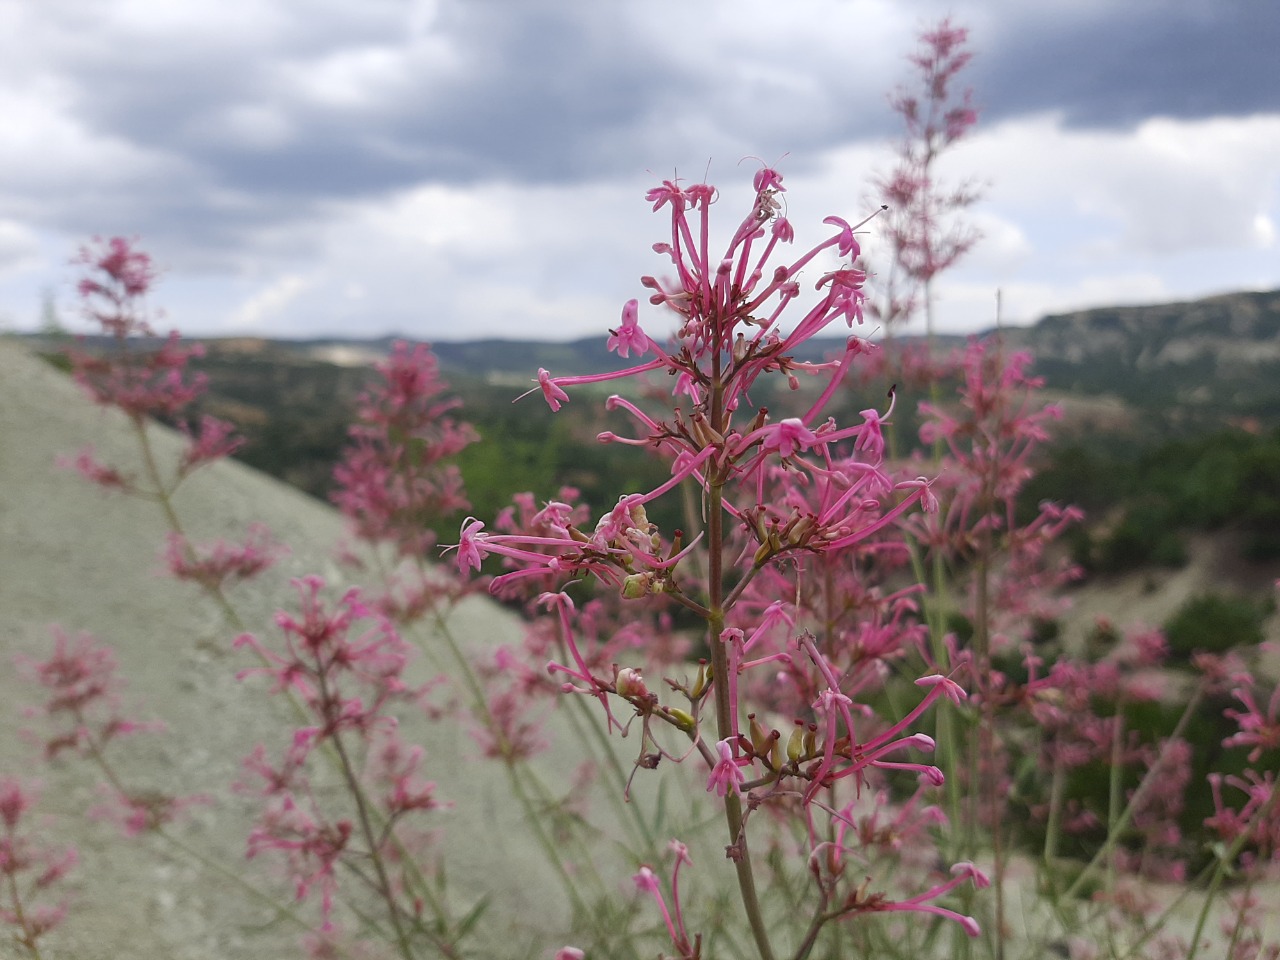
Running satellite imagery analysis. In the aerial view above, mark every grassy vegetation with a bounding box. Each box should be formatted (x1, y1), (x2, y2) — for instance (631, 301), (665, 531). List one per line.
(1023, 426), (1280, 571)
(41, 336), (1280, 576)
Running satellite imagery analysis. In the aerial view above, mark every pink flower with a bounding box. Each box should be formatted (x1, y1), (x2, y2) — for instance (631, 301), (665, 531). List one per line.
(1225, 681), (1280, 763)
(59, 447), (132, 492)
(163, 523), (285, 589)
(914, 673), (967, 705)
(178, 415), (243, 475)
(607, 299), (650, 358)
(535, 368), (570, 411)
(632, 841), (697, 958)
(646, 179), (688, 212)
(77, 235), (156, 299)
(760, 418), (817, 459)
(18, 628), (162, 760)
(871, 861), (987, 937)
(822, 215), (861, 258)
(331, 341), (476, 562)
(454, 518), (489, 572)
(706, 738), (747, 798)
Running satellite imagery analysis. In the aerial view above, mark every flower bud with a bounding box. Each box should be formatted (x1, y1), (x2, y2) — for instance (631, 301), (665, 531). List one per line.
(621, 572), (651, 599)
(691, 661), (711, 699)
(664, 707), (696, 733)
(784, 514), (816, 546)
(628, 502), (650, 530)
(769, 732), (786, 771)
(689, 412), (725, 449)
(748, 714), (771, 757)
(615, 667), (647, 699)
(787, 720), (807, 763)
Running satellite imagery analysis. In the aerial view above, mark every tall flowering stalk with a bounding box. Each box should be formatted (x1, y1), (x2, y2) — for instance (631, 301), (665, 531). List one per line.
(235, 576), (460, 958)
(455, 167), (982, 959)
(17, 628), (202, 837)
(907, 339), (1082, 951)
(867, 18), (980, 337)
(332, 340), (477, 568)
(0, 779), (77, 960)
(64, 237), (283, 625)
(330, 347), (663, 953)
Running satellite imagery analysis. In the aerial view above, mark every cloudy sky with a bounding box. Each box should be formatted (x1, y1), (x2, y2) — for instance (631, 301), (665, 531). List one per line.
(0, 0), (1276, 342)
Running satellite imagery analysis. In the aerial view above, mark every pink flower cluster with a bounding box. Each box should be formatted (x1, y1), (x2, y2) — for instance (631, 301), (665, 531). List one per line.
(62, 237), (282, 601)
(18, 628), (200, 837)
(0, 778), (77, 954)
(453, 166), (984, 949)
(236, 577), (443, 940)
(164, 522), (287, 591)
(456, 170), (934, 594)
(867, 18), (980, 330)
(332, 340), (477, 561)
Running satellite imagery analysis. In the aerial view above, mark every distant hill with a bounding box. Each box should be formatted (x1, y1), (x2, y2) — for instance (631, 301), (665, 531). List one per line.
(999, 289), (1280, 425)
(20, 286), (1280, 506)
(173, 286), (1280, 425)
(27, 285), (1279, 384)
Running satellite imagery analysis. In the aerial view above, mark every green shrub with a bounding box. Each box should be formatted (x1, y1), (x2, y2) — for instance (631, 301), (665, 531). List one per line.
(1097, 506), (1187, 573)
(1162, 592), (1265, 663)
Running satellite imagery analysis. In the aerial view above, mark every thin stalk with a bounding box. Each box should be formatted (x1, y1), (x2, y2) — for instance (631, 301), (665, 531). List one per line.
(423, 598), (645, 957)
(4, 865), (45, 960)
(1221, 872), (1256, 960)
(706, 367), (776, 960)
(1186, 782), (1280, 960)
(1105, 701), (1126, 898)
(973, 541), (1005, 960)
(424, 600), (656, 921)
(1063, 688), (1204, 902)
(71, 710), (354, 953)
(125, 408), (462, 944)
(1041, 752), (1067, 870)
(154, 828), (325, 942)
(318, 672), (416, 960)
(559, 673), (662, 852)
(791, 896), (833, 960)
(133, 419), (242, 631)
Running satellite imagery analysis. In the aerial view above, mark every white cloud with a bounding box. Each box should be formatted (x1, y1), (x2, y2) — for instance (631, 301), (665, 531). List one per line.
(958, 113), (1280, 258)
(1253, 213), (1277, 249)
(203, 104), (296, 152)
(0, 84), (182, 199)
(228, 273), (311, 330)
(0, 221), (43, 287)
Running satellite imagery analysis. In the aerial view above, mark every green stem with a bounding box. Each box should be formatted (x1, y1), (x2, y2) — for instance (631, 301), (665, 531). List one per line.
(417, 596), (641, 957)
(706, 366), (776, 960)
(1105, 698), (1126, 898)
(322, 679), (416, 960)
(4, 858), (45, 960)
(126, 413), (459, 946)
(1063, 687), (1204, 902)
(153, 829), (324, 941)
(74, 716), (357, 955)
(1186, 782), (1280, 960)
(132, 419), (243, 632)
(1041, 752), (1066, 871)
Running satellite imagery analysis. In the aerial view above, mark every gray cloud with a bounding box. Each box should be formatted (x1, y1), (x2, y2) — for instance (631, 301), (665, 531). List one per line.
(14, 0), (1270, 262)
(973, 0), (1280, 128)
(1, 0), (1276, 339)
